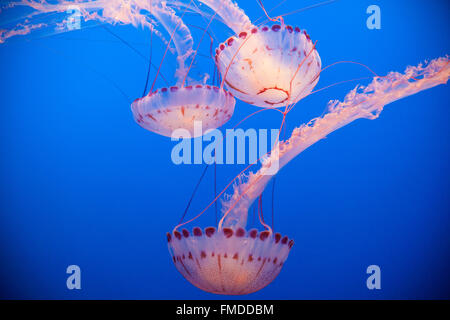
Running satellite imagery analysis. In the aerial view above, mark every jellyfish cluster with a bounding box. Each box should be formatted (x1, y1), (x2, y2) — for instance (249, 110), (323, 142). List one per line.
(1, 0), (448, 295)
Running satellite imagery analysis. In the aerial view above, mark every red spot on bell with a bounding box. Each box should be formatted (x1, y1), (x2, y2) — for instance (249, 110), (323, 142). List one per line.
(174, 231), (182, 240)
(193, 227), (202, 236)
(271, 24), (281, 32)
(223, 228), (233, 238)
(235, 228), (245, 237)
(205, 227), (216, 237)
(249, 229), (258, 239)
(182, 229), (190, 238)
(259, 231), (270, 241)
(274, 233), (281, 243)
(166, 233), (172, 243)
(288, 239), (294, 249)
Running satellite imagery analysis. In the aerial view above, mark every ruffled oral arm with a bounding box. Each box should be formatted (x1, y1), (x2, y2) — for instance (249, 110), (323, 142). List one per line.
(221, 56), (450, 229)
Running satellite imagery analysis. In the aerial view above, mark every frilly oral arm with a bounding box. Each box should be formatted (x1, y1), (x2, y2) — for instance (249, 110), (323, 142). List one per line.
(221, 56), (450, 229)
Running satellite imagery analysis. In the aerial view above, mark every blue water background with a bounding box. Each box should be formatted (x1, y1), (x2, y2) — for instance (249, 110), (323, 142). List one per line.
(0, 0), (449, 299)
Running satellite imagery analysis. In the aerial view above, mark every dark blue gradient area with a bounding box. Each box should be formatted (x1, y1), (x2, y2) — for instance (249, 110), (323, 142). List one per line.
(0, 0), (449, 299)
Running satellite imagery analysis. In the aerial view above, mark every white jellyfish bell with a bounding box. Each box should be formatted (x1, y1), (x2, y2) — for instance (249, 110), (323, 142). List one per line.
(215, 24), (321, 108)
(132, 84), (234, 138)
(167, 226), (293, 295)
(196, 0), (321, 108)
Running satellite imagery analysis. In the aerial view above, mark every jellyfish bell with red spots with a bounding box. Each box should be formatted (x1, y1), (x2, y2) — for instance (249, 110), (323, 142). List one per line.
(215, 24), (321, 108)
(166, 154), (295, 295)
(167, 226), (293, 295)
(131, 84), (235, 138)
(188, 1), (322, 108)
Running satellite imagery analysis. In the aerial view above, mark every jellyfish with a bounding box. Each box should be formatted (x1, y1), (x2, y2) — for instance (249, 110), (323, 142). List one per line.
(167, 226), (293, 295)
(0, 1), (236, 138)
(129, 3), (236, 138)
(215, 24), (321, 108)
(191, 0), (321, 108)
(132, 85), (235, 138)
(167, 57), (449, 294)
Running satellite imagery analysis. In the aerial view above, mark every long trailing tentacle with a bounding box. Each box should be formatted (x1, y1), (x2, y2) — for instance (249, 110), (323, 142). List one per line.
(1, 1), (168, 46)
(220, 57), (450, 229)
(178, 164), (210, 225)
(151, 2), (194, 84)
(196, 0), (254, 34)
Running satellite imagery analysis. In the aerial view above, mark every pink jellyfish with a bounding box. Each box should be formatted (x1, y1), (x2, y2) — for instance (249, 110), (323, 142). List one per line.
(132, 84), (235, 138)
(131, 3), (236, 138)
(195, 0), (321, 108)
(167, 57), (449, 295)
(167, 226), (293, 295)
(0, 1), (236, 138)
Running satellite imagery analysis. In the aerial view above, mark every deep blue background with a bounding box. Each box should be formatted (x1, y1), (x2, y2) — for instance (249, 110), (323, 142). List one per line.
(0, 0), (449, 299)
